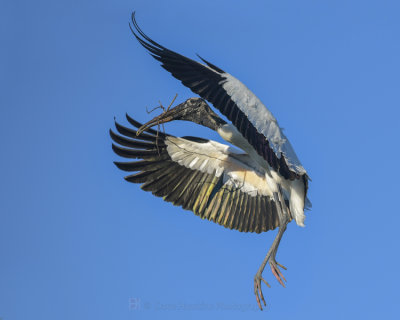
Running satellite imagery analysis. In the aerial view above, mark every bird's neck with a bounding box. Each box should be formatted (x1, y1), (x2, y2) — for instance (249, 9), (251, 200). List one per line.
(196, 116), (226, 132)
(217, 124), (267, 168)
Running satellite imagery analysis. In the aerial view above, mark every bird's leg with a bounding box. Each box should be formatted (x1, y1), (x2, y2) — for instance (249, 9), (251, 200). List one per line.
(268, 191), (290, 287)
(254, 192), (290, 310)
(254, 221), (288, 310)
(268, 225), (288, 287)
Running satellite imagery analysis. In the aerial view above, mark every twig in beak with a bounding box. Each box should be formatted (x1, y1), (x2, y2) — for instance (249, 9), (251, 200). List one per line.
(166, 93), (178, 112)
(137, 94), (179, 154)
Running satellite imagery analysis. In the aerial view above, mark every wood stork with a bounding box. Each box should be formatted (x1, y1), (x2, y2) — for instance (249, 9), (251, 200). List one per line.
(110, 13), (311, 310)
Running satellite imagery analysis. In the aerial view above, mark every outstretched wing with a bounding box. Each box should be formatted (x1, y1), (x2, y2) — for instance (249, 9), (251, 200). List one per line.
(130, 12), (306, 181)
(111, 115), (291, 233)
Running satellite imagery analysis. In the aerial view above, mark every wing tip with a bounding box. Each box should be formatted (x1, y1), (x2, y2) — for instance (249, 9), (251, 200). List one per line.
(196, 53), (225, 74)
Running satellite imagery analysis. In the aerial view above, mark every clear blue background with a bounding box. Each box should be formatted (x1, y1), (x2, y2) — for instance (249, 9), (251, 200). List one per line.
(1, 0), (399, 319)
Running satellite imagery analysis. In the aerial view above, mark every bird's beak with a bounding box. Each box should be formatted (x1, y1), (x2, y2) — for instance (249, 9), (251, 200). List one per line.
(136, 107), (179, 136)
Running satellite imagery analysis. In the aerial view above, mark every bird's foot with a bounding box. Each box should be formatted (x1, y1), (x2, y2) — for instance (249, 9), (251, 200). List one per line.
(269, 258), (287, 287)
(254, 272), (271, 311)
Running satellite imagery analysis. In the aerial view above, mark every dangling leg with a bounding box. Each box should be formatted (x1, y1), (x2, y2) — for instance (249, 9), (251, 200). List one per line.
(269, 190), (290, 287)
(254, 192), (290, 310)
(268, 226), (288, 287)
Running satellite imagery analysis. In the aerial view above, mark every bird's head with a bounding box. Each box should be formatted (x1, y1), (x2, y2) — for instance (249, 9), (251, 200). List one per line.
(137, 98), (226, 135)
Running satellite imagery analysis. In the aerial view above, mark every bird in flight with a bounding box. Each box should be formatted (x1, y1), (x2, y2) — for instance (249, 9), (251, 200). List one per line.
(110, 12), (311, 310)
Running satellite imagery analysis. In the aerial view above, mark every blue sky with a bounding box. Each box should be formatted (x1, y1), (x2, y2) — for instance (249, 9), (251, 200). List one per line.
(1, 0), (400, 319)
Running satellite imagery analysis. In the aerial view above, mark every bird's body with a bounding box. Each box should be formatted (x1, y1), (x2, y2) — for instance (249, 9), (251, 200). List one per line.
(111, 13), (311, 310)
(217, 122), (307, 226)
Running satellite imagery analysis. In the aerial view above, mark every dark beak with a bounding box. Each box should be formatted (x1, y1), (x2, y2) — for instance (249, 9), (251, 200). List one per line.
(136, 107), (181, 136)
